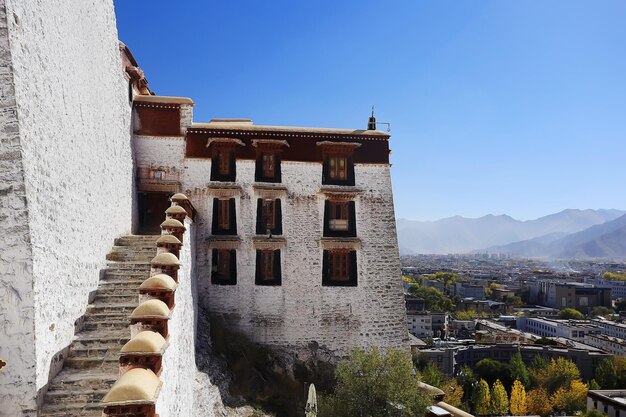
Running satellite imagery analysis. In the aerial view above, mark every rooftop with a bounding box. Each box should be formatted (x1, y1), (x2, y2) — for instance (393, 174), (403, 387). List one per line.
(189, 118), (389, 137)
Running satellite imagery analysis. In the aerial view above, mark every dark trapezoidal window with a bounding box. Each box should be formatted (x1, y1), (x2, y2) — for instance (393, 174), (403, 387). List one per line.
(256, 198), (282, 235)
(211, 249), (237, 285)
(211, 198), (237, 235)
(322, 250), (357, 287)
(255, 249), (281, 286)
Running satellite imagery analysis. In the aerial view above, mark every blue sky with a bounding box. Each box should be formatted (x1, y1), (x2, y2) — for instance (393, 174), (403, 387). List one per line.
(114, 1), (626, 221)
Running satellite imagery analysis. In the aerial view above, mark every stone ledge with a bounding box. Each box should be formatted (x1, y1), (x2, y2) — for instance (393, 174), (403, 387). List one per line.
(319, 237), (361, 250)
(319, 185), (363, 198)
(252, 236), (286, 250)
(208, 235), (241, 249)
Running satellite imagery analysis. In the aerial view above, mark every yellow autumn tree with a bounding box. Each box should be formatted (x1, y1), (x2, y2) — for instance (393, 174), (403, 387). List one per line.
(531, 357), (580, 394)
(441, 378), (464, 408)
(490, 379), (509, 416)
(552, 380), (588, 414)
(527, 388), (553, 416)
(509, 379), (527, 416)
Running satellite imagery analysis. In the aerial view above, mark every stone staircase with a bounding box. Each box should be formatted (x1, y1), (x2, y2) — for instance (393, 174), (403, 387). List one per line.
(39, 235), (159, 417)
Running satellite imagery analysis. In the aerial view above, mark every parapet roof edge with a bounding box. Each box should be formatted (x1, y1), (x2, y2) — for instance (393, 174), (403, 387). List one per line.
(188, 123), (390, 139)
(134, 95), (194, 106)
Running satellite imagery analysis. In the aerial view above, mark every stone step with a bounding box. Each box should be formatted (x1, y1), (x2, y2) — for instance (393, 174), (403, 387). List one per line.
(106, 253), (155, 262)
(39, 402), (103, 417)
(44, 388), (110, 406)
(101, 275), (148, 284)
(84, 311), (132, 321)
(115, 235), (160, 245)
(92, 293), (138, 304)
(47, 369), (117, 392)
(81, 320), (129, 332)
(72, 329), (130, 350)
(106, 261), (151, 269)
(86, 303), (137, 315)
(64, 355), (119, 372)
(96, 283), (143, 293)
(69, 344), (121, 359)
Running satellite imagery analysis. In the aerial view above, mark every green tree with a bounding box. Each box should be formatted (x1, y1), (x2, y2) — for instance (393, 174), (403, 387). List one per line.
(408, 284), (454, 312)
(432, 272), (459, 290)
(473, 379), (491, 416)
(509, 351), (531, 388)
(475, 359), (512, 389)
(319, 347), (430, 417)
(456, 366), (478, 410)
(595, 358), (617, 389)
(558, 308), (585, 320)
(509, 380), (528, 416)
(529, 354), (548, 373)
(490, 379), (509, 416)
(588, 379), (601, 390)
(419, 363), (443, 388)
(590, 306), (614, 319)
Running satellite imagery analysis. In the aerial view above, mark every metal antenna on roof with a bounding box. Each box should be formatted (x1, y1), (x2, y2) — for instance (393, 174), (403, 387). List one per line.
(367, 106), (376, 130)
(367, 105), (391, 132)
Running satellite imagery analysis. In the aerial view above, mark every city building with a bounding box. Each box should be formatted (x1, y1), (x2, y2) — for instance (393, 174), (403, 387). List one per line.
(419, 344), (609, 379)
(588, 390), (626, 417)
(528, 281), (611, 313)
(583, 334), (626, 356)
(517, 317), (603, 341)
(408, 312), (434, 339)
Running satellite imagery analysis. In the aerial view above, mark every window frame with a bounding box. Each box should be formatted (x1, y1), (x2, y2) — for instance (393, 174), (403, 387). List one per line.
(321, 146), (355, 186)
(255, 145), (282, 183)
(211, 249), (237, 285)
(210, 145), (236, 182)
(322, 249), (357, 287)
(323, 200), (356, 237)
(255, 249), (281, 286)
(212, 198), (237, 235)
(256, 198), (282, 235)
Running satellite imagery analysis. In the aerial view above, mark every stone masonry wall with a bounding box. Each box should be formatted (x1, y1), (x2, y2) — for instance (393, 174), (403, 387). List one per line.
(0, 0), (134, 412)
(183, 157), (409, 354)
(0, 2), (37, 414)
(157, 217), (198, 417)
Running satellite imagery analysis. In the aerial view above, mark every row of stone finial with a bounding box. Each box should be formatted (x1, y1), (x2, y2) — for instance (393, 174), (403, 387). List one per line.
(100, 194), (193, 417)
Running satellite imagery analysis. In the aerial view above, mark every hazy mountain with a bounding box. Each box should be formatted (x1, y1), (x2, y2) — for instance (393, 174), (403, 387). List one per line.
(487, 214), (626, 259)
(397, 209), (625, 255)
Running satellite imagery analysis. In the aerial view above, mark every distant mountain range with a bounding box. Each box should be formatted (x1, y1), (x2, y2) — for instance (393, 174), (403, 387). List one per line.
(397, 209), (626, 259)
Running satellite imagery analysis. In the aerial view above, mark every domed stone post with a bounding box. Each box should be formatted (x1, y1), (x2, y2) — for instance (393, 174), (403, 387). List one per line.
(101, 368), (161, 417)
(150, 252), (181, 283)
(129, 299), (171, 338)
(139, 274), (177, 309)
(155, 234), (182, 258)
(118, 331), (168, 377)
(160, 218), (186, 243)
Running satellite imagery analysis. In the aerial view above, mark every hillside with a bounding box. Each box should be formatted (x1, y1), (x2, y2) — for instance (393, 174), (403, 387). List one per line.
(397, 209), (625, 255)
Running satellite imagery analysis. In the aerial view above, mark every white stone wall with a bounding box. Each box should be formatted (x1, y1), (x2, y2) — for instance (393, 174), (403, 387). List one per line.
(0, 3), (37, 413)
(0, 0), (133, 412)
(157, 217), (198, 417)
(135, 135), (185, 170)
(183, 158), (408, 353)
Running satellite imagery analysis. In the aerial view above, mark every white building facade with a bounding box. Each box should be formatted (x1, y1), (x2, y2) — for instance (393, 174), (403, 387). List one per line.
(134, 106), (409, 354)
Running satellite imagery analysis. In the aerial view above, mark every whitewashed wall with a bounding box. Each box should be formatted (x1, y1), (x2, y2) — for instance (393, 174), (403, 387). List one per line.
(183, 157), (409, 353)
(157, 217), (198, 417)
(0, 0), (133, 413)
